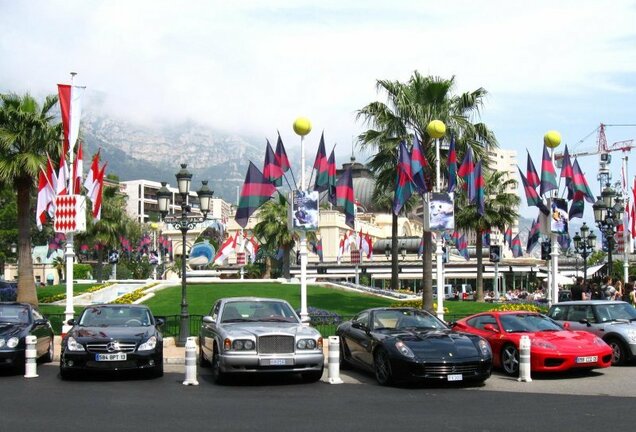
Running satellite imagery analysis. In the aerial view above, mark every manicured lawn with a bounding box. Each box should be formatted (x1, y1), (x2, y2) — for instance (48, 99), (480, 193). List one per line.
(37, 283), (99, 301)
(142, 282), (496, 318)
(142, 283), (396, 317)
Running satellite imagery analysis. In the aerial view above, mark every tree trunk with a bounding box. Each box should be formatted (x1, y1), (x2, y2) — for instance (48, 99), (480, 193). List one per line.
(15, 177), (38, 306)
(283, 246), (290, 280)
(96, 248), (105, 283)
(263, 256), (272, 279)
(390, 213), (399, 290)
(422, 231), (433, 312)
(475, 233), (484, 302)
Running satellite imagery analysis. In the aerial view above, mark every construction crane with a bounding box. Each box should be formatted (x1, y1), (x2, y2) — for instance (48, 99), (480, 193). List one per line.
(555, 123), (634, 189)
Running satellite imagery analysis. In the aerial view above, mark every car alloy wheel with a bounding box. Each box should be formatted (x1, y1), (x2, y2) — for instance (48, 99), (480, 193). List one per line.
(374, 348), (393, 386)
(43, 339), (54, 363)
(501, 344), (519, 376)
(608, 338), (626, 365)
(211, 348), (226, 384)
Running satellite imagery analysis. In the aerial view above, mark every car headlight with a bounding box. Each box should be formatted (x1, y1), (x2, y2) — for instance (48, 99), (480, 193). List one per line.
(66, 336), (85, 352)
(230, 339), (255, 351)
(534, 340), (556, 350)
(138, 336), (157, 351)
(7, 337), (19, 348)
(297, 339), (318, 350)
(478, 339), (491, 357)
(626, 330), (636, 343)
(395, 341), (415, 358)
(594, 336), (609, 346)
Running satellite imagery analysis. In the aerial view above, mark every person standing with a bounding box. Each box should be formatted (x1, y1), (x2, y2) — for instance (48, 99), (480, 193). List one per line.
(602, 276), (615, 300)
(571, 277), (584, 301)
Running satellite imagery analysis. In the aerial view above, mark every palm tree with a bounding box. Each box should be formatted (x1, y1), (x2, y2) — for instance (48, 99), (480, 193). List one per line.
(0, 93), (61, 306)
(76, 181), (135, 282)
(253, 195), (296, 279)
(455, 170), (519, 302)
(357, 72), (496, 311)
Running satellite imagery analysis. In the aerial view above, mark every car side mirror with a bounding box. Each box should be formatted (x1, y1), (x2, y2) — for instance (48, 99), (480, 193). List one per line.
(33, 318), (48, 326)
(484, 324), (499, 333)
(352, 321), (368, 331)
(202, 316), (215, 324)
(562, 322), (571, 330)
(67, 318), (77, 326)
(155, 317), (165, 327)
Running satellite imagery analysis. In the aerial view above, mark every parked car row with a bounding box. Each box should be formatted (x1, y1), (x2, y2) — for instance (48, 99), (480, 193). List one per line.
(2, 299), (634, 388)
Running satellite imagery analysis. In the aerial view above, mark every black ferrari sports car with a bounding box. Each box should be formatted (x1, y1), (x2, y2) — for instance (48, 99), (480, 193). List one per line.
(336, 307), (492, 386)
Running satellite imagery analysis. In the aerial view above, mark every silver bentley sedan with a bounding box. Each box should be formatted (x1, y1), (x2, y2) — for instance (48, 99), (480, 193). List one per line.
(198, 297), (324, 384)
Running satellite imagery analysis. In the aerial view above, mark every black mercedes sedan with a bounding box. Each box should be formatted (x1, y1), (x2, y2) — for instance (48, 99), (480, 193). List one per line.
(0, 302), (54, 372)
(60, 304), (164, 379)
(337, 307), (492, 386)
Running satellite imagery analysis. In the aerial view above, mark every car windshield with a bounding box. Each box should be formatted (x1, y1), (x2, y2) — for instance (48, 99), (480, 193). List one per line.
(78, 306), (153, 327)
(372, 309), (447, 331)
(0, 305), (30, 324)
(595, 303), (636, 322)
(221, 301), (299, 323)
(499, 313), (562, 333)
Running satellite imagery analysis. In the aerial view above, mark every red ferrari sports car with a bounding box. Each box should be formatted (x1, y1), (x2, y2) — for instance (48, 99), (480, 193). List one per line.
(452, 311), (613, 375)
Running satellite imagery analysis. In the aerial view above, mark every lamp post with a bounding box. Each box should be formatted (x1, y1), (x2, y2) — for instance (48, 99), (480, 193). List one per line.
(426, 120), (446, 320)
(593, 183), (623, 279)
(157, 165), (213, 347)
(573, 222), (596, 281)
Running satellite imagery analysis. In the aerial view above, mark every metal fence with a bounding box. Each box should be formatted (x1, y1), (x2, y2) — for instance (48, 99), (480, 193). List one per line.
(45, 313), (468, 338)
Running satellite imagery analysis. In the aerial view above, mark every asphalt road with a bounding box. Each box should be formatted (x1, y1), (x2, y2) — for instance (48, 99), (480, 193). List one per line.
(0, 364), (634, 432)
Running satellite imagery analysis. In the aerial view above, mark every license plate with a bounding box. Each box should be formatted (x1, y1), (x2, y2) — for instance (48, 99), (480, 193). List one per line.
(95, 353), (127, 361)
(447, 374), (463, 381)
(576, 356), (598, 364)
(260, 358), (293, 366)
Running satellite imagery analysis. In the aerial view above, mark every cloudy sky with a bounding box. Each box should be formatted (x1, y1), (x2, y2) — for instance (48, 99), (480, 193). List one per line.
(2, 0), (636, 217)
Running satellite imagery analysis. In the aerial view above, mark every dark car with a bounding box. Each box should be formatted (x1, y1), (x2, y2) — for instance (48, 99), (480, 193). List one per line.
(337, 307), (492, 386)
(0, 302), (54, 372)
(60, 304), (164, 379)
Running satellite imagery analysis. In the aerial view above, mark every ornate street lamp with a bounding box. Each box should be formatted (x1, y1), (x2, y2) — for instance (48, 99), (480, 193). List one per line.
(158, 165), (213, 347)
(573, 222), (596, 281)
(594, 183), (621, 279)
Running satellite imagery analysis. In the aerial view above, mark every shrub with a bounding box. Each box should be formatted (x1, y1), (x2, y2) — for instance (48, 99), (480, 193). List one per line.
(389, 299), (449, 313)
(73, 263), (93, 280)
(111, 288), (146, 304)
(489, 303), (547, 314)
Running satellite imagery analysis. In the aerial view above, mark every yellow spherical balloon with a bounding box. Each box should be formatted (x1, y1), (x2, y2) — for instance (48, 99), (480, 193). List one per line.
(150, 222), (158, 230)
(544, 130), (561, 148)
(293, 117), (312, 136)
(426, 120), (446, 139)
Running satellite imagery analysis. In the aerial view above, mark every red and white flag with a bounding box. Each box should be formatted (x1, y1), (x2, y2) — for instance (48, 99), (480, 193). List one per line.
(363, 233), (373, 259)
(245, 235), (259, 263)
(57, 84), (85, 156)
(214, 234), (237, 265)
(72, 141), (84, 194)
(84, 151), (101, 201)
(36, 168), (55, 230)
(45, 155), (59, 217)
(57, 152), (68, 196)
(91, 163), (107, 220)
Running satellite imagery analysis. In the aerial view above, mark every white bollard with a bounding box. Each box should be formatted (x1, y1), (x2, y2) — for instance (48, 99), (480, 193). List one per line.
(327, 336), (343, 384)
(182, 337), (199, 386)
(24, 335), (38, 378)
(517, 335), (532, 383)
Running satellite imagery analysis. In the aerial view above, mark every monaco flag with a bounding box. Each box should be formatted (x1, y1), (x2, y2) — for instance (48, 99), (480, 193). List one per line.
(36, 168), (55, 230)
(214, 234), (238, 265)
(57, 84), (85, 155)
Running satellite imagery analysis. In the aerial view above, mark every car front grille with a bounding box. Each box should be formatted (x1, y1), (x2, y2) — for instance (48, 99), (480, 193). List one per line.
(86, 342), (137, 353)
(421, 362), (482, 377)
(258, 335), (294, 354)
